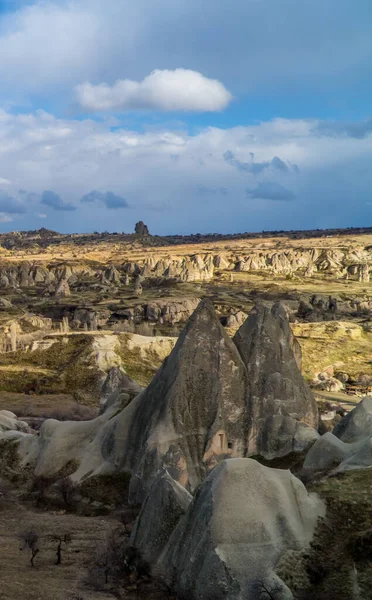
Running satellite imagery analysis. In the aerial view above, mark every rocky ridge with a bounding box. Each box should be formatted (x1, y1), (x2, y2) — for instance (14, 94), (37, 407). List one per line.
(0, 244), (371, 289)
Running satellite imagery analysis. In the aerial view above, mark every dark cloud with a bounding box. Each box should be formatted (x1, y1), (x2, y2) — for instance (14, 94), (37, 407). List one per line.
(80, 191), (105, 204)
(270, 156), (289, 172)
(80, 190), (129, 209)
(314, 118), (372, 139)
(41, 190), (76, 211)
(224, 151), (298, 174)
(246, 182), (296, 202)
(105, 192), (129, 209)
(0, 191), (27, 214)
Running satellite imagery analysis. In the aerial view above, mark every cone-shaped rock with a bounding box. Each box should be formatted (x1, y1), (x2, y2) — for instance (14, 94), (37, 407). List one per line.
(158, 458), (325, 600)
(121, 299), (248, 500)
(54, 278), (70, 297)
(233, 301), (318, 459)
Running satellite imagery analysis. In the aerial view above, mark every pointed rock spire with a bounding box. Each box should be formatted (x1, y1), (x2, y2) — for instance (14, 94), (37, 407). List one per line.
(54, 278), (70, 297)
(125, 298), (248, 500)
(233, 301), (318, 459)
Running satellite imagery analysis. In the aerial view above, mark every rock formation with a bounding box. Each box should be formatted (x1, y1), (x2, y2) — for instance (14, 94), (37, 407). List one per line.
(0, 243), (371, 291)
(303, 398), (372, 473)
(357, 263), (370, 282)
(109, 297), (200, 327)
(104, 265), (121, 284)
(333, 396), (372, 442)
(55, 278), (70, 298)
(0, 410), (31, 440)
(135, 221), (149, 235)
(18, 299), (320, 501)
(233, 302), (319, 459)
(117, 298), (249, 500)
(156, 459), (325, 600)
(130, 470), (192, 564)
(99, 367), (142, 413)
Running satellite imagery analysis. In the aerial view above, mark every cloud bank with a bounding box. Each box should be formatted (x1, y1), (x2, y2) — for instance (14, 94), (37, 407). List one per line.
(0, 110), (371, 233)
(1, 0), (371, 105)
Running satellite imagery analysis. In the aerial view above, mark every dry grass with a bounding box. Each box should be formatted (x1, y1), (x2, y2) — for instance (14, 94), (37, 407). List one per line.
(0, 498), (115, 600)
(292, 321), (372, 380)
(0, 392), (97, 420)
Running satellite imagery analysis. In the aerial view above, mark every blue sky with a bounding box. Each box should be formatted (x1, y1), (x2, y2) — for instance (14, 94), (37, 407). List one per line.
(0, 0), (371, 234)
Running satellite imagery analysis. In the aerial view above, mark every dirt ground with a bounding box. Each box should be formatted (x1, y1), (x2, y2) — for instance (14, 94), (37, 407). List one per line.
(0, 498), (115, 600)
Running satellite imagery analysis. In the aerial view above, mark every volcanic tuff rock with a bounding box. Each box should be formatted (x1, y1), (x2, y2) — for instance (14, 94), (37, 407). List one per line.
(135, 221), (149, 235)
(0, 410), (31, 439)
(18, 300), (247, 492)
(54, 278), (71, 297)
(157, 459), (325, 600)
(109, 297), (200, 327)
(303, 398), (372, 473)
(130, 470), (192, 564)
(1, 244), (372, 291)
(333, 396), (372, 442)
(17, 299), (320, 498)
(233, 302), (319, 459)
(117, 298), (249, 501)
(99, 367), (142, 413)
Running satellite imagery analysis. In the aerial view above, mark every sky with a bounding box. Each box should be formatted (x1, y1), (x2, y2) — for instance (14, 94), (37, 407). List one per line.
(0, 0), (371, 235)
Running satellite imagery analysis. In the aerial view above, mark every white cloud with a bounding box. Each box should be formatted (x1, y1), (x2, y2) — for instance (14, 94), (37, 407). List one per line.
(0, 177), (11, 185)
(0, 214), (14, 223)
(37, 213), (47, 219)
(76, 69), (232, 112)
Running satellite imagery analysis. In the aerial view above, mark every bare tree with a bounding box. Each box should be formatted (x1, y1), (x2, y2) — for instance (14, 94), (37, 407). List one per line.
(253, 577), (285, 600)
(50, 532), (72, 565)
(56, 476), (76, 507)
(89, 527), (127, 588)
(31, 475), (50, 506)
(92, 530), (116, 585)
(19, 529), (40, 567)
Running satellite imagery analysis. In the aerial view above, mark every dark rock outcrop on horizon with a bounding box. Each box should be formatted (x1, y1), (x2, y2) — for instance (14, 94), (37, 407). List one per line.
(135, 221), (150, 236)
